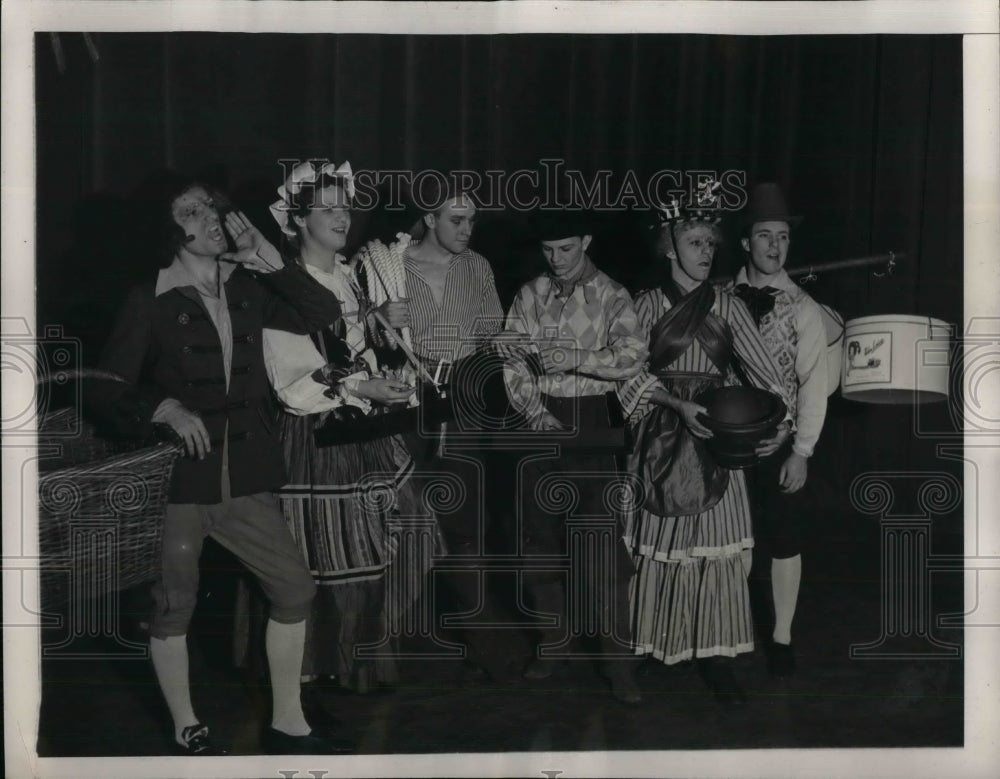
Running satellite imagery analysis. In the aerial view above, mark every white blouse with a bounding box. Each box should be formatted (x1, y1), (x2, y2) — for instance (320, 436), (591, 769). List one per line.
(263, 257), (374, 416)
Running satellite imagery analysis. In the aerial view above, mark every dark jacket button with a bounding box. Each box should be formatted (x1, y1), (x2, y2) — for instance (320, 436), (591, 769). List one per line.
(246, 335), (255, 344)
(241, 301), (250, 310)
(177, 313), (190, 325)
(182, 346), (193, 354)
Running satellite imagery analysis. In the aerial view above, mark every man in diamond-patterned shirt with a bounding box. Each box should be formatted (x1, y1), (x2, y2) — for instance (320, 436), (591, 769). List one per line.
(500, 210), (645, 703)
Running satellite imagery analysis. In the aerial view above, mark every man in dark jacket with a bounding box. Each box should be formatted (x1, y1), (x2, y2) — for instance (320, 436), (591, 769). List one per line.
(92, 180), (347, 755)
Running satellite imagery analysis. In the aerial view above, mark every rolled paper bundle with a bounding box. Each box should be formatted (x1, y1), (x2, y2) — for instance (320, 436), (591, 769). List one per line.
(360, 239), (397, 346)
(360, 233), (413, 351)
(391, 233), (414, 351)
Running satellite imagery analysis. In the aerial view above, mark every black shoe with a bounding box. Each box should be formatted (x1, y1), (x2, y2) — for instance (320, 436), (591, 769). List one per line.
(487, 659), (526, 685)
(459, 660), (489, 685)
(175, 723), (228, 756)
(261, 726), (355, 755)
(767, 641), (796, 677)
(697, 658), (748, 707)
(606, 667), (643, 705)
(301, 691), (345, 733)
(523, 657), (559, 680)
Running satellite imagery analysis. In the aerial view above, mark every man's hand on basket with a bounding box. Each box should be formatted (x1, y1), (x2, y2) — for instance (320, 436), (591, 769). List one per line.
(156, 402), (211, 460)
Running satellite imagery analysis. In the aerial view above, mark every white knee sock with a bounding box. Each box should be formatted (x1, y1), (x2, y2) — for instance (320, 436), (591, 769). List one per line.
(149, 634), (198, 743)
(771, 554), (802, 645)
(266, 618), (310, 736)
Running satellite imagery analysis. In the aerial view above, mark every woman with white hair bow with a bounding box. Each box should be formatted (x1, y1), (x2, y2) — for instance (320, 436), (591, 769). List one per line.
(235, 159), (440, 693)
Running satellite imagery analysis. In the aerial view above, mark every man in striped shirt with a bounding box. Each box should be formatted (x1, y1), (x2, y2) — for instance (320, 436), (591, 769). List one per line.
(500, 209), (645, 703)
(401, 184), (518, 682)
(403, 189), (504, 365)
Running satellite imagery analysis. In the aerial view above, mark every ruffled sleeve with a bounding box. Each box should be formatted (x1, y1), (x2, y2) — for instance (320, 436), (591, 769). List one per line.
(617, 289), (666, 423)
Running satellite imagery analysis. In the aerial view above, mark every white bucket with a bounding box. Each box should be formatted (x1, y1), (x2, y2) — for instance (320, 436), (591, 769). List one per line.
(819, 304), (845, 397)
(841, 314), (952, 404)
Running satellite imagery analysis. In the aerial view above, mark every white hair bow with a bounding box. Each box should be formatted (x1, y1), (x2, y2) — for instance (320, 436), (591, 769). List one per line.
(269, 160), (355, 237)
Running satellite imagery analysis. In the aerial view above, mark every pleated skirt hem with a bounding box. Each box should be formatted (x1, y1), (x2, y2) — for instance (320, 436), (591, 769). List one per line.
(635, 640), (755, 665)
(627, 536), (754, 561)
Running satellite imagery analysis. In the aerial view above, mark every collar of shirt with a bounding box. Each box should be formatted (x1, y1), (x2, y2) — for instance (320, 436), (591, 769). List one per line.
(404, 246), (472, 281)
(303, 254), (364, 318)
(155, 257), (237, 298)
(545, 255), (599, 305)
(734, 266), (796, 293)
(302, 254), (354, 287)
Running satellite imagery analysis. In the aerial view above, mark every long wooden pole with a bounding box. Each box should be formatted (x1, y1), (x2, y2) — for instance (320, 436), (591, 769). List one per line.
(786, 251), (903, 279)
(712, 251), (903, 283)
(371, 309), (440, 388)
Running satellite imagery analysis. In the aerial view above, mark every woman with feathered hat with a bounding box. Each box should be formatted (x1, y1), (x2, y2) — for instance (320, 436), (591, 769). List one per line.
(620, 182), (793, 704)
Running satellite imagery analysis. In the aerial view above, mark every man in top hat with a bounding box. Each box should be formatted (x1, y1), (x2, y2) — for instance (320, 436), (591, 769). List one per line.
(498, 209), (646, 702)
(727, 182), (828, 676)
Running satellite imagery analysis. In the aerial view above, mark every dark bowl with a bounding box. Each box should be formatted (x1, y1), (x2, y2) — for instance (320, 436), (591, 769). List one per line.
(694, 385), (787, 469)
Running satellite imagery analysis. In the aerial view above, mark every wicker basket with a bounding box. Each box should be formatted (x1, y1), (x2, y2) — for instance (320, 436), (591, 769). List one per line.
(38, 402), (182, 609)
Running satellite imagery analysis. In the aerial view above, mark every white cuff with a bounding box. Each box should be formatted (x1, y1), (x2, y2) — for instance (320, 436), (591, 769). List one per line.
(792, 441), (813, 458)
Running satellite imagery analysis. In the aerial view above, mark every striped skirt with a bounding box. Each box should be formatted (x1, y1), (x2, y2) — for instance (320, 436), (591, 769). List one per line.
(625, 466), (755, 665)
(276, 412), (421, 589)
(236, 411), (441, 686)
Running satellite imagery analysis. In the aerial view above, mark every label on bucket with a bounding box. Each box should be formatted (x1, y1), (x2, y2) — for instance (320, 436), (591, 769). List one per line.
(844, 331), (891, 386)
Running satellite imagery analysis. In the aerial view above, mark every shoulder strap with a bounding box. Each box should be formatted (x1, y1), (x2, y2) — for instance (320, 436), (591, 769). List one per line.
(647, 280), (716, 371)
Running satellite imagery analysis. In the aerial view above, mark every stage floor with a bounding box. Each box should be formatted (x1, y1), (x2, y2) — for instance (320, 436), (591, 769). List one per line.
(36, 517), (964, 756)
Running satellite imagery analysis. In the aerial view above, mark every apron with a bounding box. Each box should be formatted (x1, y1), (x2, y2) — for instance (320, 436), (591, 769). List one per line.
(627, 281), (735, 517)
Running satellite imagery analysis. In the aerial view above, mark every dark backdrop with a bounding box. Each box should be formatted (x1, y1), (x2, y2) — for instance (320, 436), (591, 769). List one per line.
(35, 32), (964, 540)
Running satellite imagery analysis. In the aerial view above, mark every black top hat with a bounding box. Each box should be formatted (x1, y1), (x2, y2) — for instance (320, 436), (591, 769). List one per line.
(532, 208), (593, 242)
(740, 183), (803, 228)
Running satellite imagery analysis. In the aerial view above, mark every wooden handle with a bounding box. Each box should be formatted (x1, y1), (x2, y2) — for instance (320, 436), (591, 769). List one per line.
(371, 310), (439, 388)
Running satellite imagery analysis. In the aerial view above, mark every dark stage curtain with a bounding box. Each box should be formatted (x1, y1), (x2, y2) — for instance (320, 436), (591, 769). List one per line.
(35, 32), (963, 526)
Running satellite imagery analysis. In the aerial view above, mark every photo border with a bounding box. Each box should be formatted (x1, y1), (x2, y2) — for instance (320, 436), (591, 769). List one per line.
(4, 2), (998, 778)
